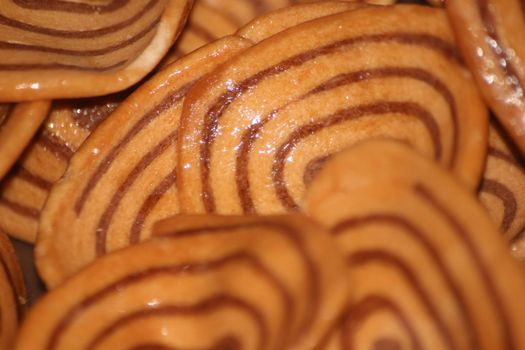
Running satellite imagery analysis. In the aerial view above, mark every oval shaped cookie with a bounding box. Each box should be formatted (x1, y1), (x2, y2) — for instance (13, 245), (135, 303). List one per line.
(177, 4), (487, 216)
(479, 121), (525, 259)
(0, 93), (125, 243)
(18, 215), (348, 350)
(0, 0), (192, 101)
(446, 0), (525, 155)
(304, 139), (525, 350)
(36, 36), (253, 288)
(0, 229), (27, 350)
(0, 101), (51, 180)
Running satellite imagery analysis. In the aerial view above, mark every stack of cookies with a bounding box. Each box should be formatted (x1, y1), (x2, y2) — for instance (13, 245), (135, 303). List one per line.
(2, 0), (525, 349)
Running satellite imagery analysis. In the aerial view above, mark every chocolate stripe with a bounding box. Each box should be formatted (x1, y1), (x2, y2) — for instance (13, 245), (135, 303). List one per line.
(37, 132), (74, 161)
(342, 295), (420, 350)
(87, 296), (266, 350)
(348, 250), (455, 350)
(0, 59), (128, 71)
(198, 2), (243, 27)
(13, 0), (129, 13)
(163, 220), (319, 338)
(0, 1), (159, 38)
(0, 197), (39, 219)
(477, 0), (525, 101)
(201, 32), (461, 212)
(129, 336), (241, 350)
(95, 131), (178, 256)
(414, 183), (514, 350)
(480, 179), (517, 232)
(129, 170), (177, 245)
(272, 102), (440, 210)
(0, 15), (161, 56)
(46, 252), (289, 350)
(14, 166), (53, 191)
(332, 214), (479, 350)
(75, 80), (194, 215)
(488, 146), (525, 176)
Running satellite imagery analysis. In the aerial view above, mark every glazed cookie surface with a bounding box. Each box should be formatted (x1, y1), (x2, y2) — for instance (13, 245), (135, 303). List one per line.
(178, 5), (487, 216)
(18, 215), (348, 350)
(0, 94), (125, 243)
(0, 0), (192, 101)
(304, 139), (525, 350)
(446, 0), (525, 155)
(36, 36), (253, 289)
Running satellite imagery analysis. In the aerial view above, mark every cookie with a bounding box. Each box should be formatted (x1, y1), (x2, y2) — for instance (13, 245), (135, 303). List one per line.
(479, 122), (525, 259)
(36, 36), (253, 289)
(0, 0), (192, 101)
(0, 229), (27, 350)
(17, 215), (348, 350)
(304, 139), (525, 349)
(0, 93), (126, 243)
(177, 5), (487, 216)
(446, 0), (525, 155)
(0, 101), (52, 181)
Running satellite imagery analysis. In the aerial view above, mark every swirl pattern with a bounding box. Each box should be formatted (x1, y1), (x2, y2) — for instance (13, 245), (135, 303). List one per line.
(0, 93), (125, 243)
(36, 36), (253, 288)
(177, 5), (487, 217)
(0, 0), (192, 101)
(17, 215), (348, 350)
(304, 139), (525, 350)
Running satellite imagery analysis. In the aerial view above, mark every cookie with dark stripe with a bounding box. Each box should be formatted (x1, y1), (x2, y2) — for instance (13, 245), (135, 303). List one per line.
(446, 0), (525, 156)
(0, 93), (126, 243)
(17, 215), (348, 350)
(0, 0), (192, 101)
(479, 122), (525, 259)
(177, 5), (488, 216)
(36, 36), (253, 288)
(304, 139), (525, 350)
(0, 229), (27, 350)
(0, 101), (51, 181)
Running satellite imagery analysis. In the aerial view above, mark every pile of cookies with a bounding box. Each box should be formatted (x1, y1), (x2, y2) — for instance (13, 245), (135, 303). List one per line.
(1, 0), (525, 349)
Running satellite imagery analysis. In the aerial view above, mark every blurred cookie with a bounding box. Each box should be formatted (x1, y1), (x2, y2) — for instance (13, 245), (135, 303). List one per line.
(36, 36), (252, 288)
(304, 139), (525, 349)
(178, 5), (487, 216)
(0, 0), (192, 101)
(17, 215), (348, 350)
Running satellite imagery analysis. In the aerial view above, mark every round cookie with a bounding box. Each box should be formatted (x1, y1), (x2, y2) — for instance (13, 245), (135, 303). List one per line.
(0, 229), (27, 350)
(177, 5), (488, 216)
(0, 101), (52, 181)
(446, 0), (525, 155)
(17, 215), (348, 350)
(304, 139), (525, 350)
(479, 122), (525, 259)
(0, 0), (192, 101)
(0, 93), (126, 243)
(36, 36), (253, 289)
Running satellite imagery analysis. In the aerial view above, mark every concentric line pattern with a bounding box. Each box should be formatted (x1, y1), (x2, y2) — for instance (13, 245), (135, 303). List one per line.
(478, 122), (525, 259)
(446, 0), (525, 155)
(304, 139), (525, 350)
(0, 229), (26, 350)
(0, 0), (192, 101)
(0, 101), (52, 181)
(36, 36), (253, 289)
(0, 93), (125, 243)
(17, 215), (348, 350)
(177, 5), (487, 216)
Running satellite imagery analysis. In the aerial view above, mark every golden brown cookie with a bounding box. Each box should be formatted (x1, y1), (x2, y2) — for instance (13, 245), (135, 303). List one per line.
(479, 122), (525, 259)
(177, 5), (487, 216)
(304, 139), (525, 350)
(17, 215), (348, 350)
(0, 229), (27, 350)
(0, 0), (192, 101)
(0, 94), (126, 243)
(446, 0), (525, 155)
(36, 36), (252, 289)
(0, 101), (51, 181)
